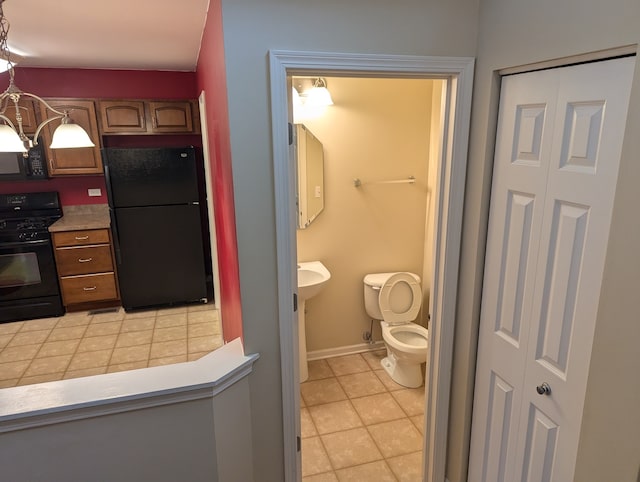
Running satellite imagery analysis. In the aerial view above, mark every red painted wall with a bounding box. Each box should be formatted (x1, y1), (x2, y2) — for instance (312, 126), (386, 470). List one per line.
(0, 68), (199, 205)
(196, 1), (244, 342)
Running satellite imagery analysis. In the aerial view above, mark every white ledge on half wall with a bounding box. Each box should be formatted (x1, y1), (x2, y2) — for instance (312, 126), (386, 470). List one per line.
(0, 338), (259, 432)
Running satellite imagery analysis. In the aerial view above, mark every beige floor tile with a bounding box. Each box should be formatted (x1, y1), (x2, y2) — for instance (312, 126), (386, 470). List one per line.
(335, 460), (396, 482)
(308, 400), (362, 434)
(410, 415), (425, 434)
(77, 334), (118, 353)
(148, 354), (188, 367)
(391, 388), (426, 417)
(351, 393), (406, 426)
(187, 310), (216, 324)
(84, 321), (122, 337)
(0, 321), (23, 335)
(337, 371), (387, 399)
(155, 313), (187, 329)
(303, 472), (338, 482)
(120, 317), (156, 333)
(187, 351), (208, 362)
(0, 378), (18, 388)
(0, 360), (30, 380)
(187, 335), (221, 354)
(35, 339), (80, 358)
(63, 366), (107, 380)
(387, 450), (423, 482)
(188, 322), (218, 338)
(0, 344), (39, 363)
(7, 329), (51, 347)
(367, 418), (423, 458)
(300, 393), (306, 408)
(56, 314), (92, 328)
(20, 317), (59, 332)
(302, 436), (333, 477)
(187, 304), (215, 313)
(301, 407), (318, 438)
(90, 310), (126, 323)
(115, 330), (153, 348)
(24, 355), (72, 377)
(158, 306), (188, 315)
(154, 325), (187, 343)
(150, 339), (187, 359)
(67, 349), (112, 371)
(18, 372), (64, 386)
(107, 361), (148, 373)
(307, 359), (334, 381)
(374, 369), (407, 392)
(110, 345), (150, 364)
(301, 378), (348, 406)
(0, 334), (14, 349)
(326, 354), (370, 376)
(361, 349), (388, 371)
(321, 427), (383, 469)
(48, 325), (88, 342)
(123, 309), (157, 319)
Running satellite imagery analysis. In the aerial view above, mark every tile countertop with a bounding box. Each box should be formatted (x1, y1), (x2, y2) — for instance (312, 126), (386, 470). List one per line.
(48, 204), (111, 232)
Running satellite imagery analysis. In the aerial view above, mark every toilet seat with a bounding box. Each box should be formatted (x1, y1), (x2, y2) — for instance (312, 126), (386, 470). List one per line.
(379, 272), (421, 324)
(381, 322), (429, 356)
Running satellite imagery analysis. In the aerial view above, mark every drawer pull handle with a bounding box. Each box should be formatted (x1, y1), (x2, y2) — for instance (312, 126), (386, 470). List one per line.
(78, 258), (93, 263)
(75, 236), (90, 241)
(83, 286), (97, 291)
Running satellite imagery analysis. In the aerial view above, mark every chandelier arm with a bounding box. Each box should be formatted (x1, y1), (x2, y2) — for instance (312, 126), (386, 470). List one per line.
(19, 92), (69, 117)
(0, 112), (16, 130)
(32, 113), (64, 146)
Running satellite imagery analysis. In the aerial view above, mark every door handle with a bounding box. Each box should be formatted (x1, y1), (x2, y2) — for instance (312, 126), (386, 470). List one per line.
(78, 258), (93, 263)
(536, 382), (551, 396)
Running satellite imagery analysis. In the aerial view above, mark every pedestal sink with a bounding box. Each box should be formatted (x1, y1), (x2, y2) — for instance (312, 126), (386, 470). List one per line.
(297, 261), (331, 382)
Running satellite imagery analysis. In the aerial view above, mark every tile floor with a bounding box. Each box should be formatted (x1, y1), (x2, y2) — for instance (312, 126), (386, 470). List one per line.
(301, 351), (425, 481)
(0, 303), (222, 388)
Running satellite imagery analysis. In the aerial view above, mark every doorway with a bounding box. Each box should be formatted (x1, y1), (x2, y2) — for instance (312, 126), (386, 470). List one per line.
(269, 50), (474, 482)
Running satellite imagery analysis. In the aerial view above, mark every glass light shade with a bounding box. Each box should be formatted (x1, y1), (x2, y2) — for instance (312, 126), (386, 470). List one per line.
(305, 86), (334, 107)
(49, 122), (95, 149)
(0, 124), (27, 152)
(292, 87), (303, 124)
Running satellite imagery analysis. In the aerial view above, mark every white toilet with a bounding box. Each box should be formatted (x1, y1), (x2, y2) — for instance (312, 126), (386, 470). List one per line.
(364, 272), (429, 388)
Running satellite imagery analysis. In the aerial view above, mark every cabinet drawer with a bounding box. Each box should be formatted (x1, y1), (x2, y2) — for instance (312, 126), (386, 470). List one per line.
(56, 245), (113, 276)
(60, 273), (118, 305)
(53, 229), (110, 247)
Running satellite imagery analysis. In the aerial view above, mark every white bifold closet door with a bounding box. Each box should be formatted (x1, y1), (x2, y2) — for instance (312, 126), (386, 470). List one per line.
(469, 56), (635, 482)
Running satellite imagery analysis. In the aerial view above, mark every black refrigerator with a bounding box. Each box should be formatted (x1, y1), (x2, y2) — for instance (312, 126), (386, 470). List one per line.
(103, 147), (208, 311)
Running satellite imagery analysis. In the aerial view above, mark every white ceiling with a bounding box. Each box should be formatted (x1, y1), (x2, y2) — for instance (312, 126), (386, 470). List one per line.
(3, 0), (210, 71)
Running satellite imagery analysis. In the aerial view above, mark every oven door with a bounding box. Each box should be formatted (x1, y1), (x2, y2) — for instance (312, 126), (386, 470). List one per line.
(0, 238), (61, 302)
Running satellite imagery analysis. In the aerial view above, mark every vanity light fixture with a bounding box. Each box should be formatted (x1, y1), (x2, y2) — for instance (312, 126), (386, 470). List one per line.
(305, 77), (334, 107)
(0, 0), (95, 153)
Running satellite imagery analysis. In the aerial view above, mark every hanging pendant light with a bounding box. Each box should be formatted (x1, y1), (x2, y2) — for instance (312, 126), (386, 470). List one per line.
(0, 0), (95, 153)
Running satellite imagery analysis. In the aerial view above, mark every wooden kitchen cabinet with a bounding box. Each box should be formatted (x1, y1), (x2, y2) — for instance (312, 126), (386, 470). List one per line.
(53, 228), (120, 309)
(1, 97), (39, 135)
(38, 99), (103, 176)
(97, 99), (200, 135)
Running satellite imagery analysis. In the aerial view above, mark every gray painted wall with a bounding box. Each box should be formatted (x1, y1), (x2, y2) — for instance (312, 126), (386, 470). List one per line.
(218, 0), (480, 480)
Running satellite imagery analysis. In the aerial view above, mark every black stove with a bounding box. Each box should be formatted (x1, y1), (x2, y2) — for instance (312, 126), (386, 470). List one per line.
(0, 192), (64, 323)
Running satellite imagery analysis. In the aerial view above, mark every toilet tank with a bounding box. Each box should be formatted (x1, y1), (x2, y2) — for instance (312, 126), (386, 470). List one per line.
(363, 272), (421, 320)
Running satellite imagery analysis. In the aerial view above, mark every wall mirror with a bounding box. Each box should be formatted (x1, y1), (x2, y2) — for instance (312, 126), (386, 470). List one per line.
(296, 124), (325, 229)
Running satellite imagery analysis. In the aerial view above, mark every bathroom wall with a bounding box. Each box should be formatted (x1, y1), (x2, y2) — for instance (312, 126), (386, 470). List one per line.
(296, 77), (435, 352)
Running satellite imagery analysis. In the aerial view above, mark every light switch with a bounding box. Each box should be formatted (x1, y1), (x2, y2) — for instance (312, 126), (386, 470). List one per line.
(88, 188), (102, 197)
(314, 186), (321, 198)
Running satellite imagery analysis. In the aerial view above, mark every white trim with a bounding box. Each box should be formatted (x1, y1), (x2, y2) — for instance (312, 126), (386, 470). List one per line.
(0, 338), (258, 433)
(307, 341), (386, 361)
(269, 50), (474, 482)
(198, 91), (223, 312)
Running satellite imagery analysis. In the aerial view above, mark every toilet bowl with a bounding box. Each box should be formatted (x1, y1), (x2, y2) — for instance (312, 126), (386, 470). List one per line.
(364, 272), (429, 388)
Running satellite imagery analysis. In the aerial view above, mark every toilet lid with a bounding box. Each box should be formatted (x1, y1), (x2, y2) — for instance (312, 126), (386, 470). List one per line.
(379, 272), (421, 323)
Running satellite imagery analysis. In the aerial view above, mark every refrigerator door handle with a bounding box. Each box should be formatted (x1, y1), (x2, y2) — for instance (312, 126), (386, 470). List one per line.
(109, 208), (123, 266)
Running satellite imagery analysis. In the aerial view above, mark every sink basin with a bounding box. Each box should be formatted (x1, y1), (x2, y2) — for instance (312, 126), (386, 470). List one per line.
(297, 261), (331, 301)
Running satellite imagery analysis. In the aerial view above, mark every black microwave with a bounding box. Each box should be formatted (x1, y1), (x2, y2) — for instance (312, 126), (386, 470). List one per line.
(0, 141), (47, 181)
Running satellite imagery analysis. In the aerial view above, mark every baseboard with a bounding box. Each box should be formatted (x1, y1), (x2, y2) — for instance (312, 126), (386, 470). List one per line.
(307, 341), (385, 361)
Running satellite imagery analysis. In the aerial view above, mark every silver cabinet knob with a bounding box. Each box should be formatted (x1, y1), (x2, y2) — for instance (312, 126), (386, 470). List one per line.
(536, 382), (551, 395)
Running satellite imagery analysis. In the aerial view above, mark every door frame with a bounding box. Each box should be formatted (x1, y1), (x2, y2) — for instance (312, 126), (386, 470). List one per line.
(268, 50), (474, 481)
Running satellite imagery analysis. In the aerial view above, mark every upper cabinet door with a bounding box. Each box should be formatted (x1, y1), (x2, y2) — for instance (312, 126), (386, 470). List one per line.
(39, 99), (103, 176)
(98, 100), (146, 133)
(148, 101), (195, 133)
(1, 97), (39, 135)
